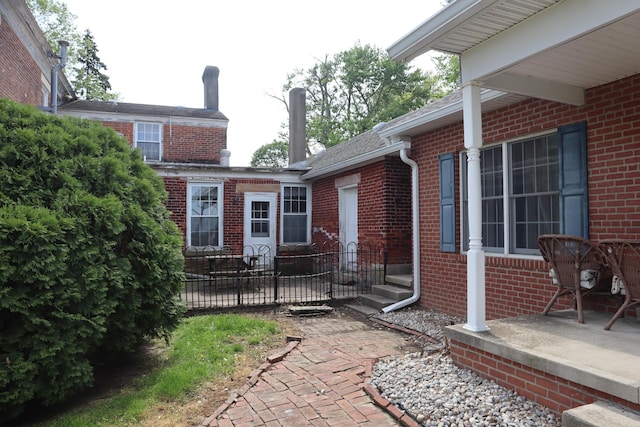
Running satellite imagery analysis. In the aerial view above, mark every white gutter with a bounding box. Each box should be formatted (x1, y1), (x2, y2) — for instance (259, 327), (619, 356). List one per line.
(382, 146), (420, 313)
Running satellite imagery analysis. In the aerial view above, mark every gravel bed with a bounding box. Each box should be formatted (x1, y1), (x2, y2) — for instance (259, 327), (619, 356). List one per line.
(369, 308), (561, 427)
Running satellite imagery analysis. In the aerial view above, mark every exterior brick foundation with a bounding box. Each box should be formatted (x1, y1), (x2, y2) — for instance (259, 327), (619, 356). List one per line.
(449, 339), (640, 416)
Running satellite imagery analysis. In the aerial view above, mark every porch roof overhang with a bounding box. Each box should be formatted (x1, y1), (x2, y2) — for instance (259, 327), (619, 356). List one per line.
(377, 88), (527, 139)
(388, 0), (640, 106)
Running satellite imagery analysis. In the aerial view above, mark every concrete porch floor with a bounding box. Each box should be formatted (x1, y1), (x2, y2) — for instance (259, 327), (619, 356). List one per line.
(445, 309), (640, 408)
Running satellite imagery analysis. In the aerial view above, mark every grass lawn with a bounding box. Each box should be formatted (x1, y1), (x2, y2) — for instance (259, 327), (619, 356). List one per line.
(25, 311), (294, 427)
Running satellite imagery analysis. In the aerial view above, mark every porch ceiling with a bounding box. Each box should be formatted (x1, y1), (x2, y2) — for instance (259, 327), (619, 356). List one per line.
(389, 0), (640, 105)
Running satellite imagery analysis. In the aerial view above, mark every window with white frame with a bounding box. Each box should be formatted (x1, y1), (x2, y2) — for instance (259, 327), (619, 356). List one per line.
(251, 201), (270, 237)
(460, 122), (587, 255)
(135, 122), (162, 161)
(282, 185), (309, 244)
(188, 183), (222, 247)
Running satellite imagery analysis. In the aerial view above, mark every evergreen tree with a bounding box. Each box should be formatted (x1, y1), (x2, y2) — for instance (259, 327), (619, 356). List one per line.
(73, 29), (119, 101)
(26, 0), (120, 101)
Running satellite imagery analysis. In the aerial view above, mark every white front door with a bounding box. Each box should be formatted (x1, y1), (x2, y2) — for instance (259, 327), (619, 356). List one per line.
(244, 192), (277, 265)
(339, 186), (358, 270)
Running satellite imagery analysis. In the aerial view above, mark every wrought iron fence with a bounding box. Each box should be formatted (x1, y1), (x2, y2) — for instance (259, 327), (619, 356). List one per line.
(181, 241), (386, 311)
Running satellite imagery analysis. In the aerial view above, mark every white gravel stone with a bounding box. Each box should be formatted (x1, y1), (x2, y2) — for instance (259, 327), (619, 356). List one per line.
(369, 308), (561, 427)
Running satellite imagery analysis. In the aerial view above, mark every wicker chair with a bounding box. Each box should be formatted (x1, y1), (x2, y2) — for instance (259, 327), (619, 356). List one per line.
(537, 234), (611, 323)
(598, 240), (640, 330)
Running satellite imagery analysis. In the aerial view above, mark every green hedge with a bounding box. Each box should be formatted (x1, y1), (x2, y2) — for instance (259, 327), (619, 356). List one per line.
(0, 99), (185, 420)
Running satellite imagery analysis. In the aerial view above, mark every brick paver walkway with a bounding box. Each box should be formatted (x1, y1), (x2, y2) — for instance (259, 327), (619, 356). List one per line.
(201, 311), (422, 427)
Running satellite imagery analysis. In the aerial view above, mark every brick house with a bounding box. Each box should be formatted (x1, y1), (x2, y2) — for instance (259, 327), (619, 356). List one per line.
(57, 70), (310, 258)
(5, 0), (639, 314)
(379, 0), (640, 323)
(0, 0), (74, 109)
(5, 0), (640, 414)
(303, 0), (640, 321)
(294, 1), (640, 415)
(2, 1), (311, 260)
(304, 128), (414, 271)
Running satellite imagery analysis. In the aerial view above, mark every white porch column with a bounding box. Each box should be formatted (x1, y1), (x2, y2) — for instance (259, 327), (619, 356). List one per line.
(463, 82), (489, 332)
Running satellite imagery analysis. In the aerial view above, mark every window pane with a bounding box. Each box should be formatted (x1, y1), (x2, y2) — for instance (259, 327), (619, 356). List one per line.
(138, 141), (160, 161)
(284, 215), (307, 243)
(191, 186), (218, 216)
(251, 201), (270, 237)
(252, 202), (269, 219)
(481, 146), (504, 249)
(482, 198), (503, 249)
(252, 221), (269, 237)
(283, 186), (308, 243)
(189, 185), (219, 247)
(512, 168), (524, 194)
(136, 123), (161, 161)
(190, 217), (218, 246)
(510, 135), (560, 253)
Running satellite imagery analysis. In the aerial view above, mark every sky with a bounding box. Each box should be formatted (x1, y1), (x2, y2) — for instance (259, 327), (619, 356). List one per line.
(61, 1), (445, 166)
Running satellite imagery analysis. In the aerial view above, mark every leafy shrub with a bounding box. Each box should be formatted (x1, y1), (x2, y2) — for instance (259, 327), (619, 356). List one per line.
(0, 99), (185, 420)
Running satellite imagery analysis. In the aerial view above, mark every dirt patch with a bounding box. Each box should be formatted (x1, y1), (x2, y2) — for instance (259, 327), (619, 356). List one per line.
(140, 308), (302, 427)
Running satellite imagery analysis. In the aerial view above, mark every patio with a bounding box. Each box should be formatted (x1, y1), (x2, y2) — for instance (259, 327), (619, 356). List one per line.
(445, 309), (640, 417)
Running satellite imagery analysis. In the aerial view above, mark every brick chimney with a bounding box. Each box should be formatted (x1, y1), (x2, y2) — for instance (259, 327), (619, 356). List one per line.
(202, 66), (219, 111)
(288, 87), (306, 166)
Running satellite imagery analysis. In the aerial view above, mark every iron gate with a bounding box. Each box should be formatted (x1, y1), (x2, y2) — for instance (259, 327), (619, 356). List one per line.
(181, 242), (386, 312)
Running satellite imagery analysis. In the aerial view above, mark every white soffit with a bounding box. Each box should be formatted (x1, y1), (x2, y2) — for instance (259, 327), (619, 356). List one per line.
(433, 0), (557, 54)
(387, 0), (558, 61)
(462, 1), (640, 89)
(389, 0), (640, 105)
(499, 12), (640, 90)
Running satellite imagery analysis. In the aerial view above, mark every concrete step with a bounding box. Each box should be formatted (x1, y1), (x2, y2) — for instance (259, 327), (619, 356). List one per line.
(385, 274), (412, 287)
(562, 401), (640, 427)
(358, 293), (397, 311)
(345, 303), (380, 316)
(371, 284), (413, 301)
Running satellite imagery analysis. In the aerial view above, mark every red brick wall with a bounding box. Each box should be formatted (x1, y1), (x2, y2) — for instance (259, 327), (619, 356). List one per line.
(378, 157), (412, 265)
(161, 124), (226, 163)
(104, 122), (133, 141)
(311, 157), (412, 264)
(311, 174), (340, 243)
(414, 73), (640, 319)
(222, 181), (244, 253)
(449, 339), (640, 416)
(163, 176), (282, 250)
(100, 122), (226, 164)
(163, 177), (187, 239)
(0, 20), (43, 106)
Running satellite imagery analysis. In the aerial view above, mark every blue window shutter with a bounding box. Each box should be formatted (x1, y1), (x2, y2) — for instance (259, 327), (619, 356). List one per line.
(558, 122), (588, 238)
(440, 153), (456, 252)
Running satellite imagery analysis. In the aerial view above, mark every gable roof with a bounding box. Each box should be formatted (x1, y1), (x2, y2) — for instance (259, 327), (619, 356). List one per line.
(302, 110), (411, 180)
(304, 129), (390, 174)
